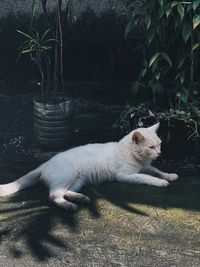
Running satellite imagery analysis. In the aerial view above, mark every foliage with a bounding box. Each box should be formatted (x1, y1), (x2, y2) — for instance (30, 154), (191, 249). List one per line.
(115, 102), (200, 140)
(17, 28), (56, 96)
(125, 0), (200, 106)
(17, 0), (75, 99)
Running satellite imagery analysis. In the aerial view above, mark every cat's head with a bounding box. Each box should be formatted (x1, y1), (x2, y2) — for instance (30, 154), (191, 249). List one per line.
(131, 122), (161, 160)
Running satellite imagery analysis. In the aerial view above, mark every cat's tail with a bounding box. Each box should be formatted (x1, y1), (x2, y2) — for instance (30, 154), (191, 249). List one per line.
(0, 166), (43, 197)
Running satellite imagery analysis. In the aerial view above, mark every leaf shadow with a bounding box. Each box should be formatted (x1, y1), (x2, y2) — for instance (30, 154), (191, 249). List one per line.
(96, 175), (200, 212)
(0, 185), (79, 262)
(1, 172), (200, 262)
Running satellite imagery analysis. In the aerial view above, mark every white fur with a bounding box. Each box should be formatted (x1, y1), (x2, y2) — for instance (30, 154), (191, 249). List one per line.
(0, 123), (178, 211)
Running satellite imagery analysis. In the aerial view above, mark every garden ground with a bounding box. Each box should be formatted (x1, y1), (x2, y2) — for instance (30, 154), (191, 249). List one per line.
(0, 95), (200, 266)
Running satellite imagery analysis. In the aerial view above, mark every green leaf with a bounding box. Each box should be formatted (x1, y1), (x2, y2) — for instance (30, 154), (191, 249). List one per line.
(175, 72), (183, 80)
(156, 82), (164, 93)
(151, 63), (158, 74)
(193, 0), (200, 11)
(166, 3), (172, 18)
(193, 15), (200, 30)
(160, 52), (172, 67)
(192, 42), (200, 51)
(179, 88), (188, 103)
(41, 28), (52, 41)
(41, 45), (51, 50)
(148, 52), (172, 68)
(171, 1), (178, 8)
(44, 38), (58, 44)
(155, 71), (160, 81)
(177, 3), (184, 20)
(146, 15), (151, 30)
(34, 29), (40, 42)
(144, 60), (148, 68)
(178, 57), (185, 69)
(139, 68), (147, 79)
(132, 82), (139, 95)
(186, 4), (192, 12)
(18, 40), (30, 50)
(180, 75), (184, 85)
(17, 30), (34, 40)
(20, 48), (37, 54)
(147, 27), (155, 44)
(125, 22), (132, 38)
(158, 5), (165, 19)
(149, 53), (160, 67)
(182, 19), (192, 43)
(125, 12), (136, 38)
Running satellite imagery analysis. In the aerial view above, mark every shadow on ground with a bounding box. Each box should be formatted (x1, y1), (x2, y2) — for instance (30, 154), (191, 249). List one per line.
(0, 168), (200, 262)
(99, 175), (200, 212)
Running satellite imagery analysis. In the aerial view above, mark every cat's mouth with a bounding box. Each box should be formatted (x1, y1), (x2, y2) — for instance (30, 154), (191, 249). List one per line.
(152, 154), (160, 160)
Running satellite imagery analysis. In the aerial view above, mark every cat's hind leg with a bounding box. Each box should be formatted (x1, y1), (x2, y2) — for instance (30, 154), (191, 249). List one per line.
(48, 178), (87, 211)
(64, 190), (91, 205)
(49, 188), (78, 212)
(64, 178), (90, 205)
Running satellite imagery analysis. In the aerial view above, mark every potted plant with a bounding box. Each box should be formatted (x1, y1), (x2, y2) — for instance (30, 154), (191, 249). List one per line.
(17, 0), (75, 149)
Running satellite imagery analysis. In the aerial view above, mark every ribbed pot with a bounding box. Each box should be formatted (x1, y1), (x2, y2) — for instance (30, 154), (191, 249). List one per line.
(33, 98), (74, 149)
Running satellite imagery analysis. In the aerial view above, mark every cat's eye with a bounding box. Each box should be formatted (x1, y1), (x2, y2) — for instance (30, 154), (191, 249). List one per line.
(150, 146), (155, 149)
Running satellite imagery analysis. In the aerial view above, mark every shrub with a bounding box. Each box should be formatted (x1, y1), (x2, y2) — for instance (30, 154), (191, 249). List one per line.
(125, 0), (200, 106)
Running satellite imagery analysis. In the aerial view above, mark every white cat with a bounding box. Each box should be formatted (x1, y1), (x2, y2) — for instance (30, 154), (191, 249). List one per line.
(0, 123), (178, 211)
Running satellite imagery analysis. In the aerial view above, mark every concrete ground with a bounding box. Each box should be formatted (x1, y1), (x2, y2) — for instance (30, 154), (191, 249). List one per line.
(0, 95), (200, 266)
(0, 171), (200, 267)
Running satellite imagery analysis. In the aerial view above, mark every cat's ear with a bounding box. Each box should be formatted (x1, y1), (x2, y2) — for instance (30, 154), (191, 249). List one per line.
(148, 122), (160, 132)
(132, 131), (144, 144)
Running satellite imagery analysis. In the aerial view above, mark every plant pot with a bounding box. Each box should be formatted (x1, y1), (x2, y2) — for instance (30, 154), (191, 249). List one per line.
(33, 97), (74, 150)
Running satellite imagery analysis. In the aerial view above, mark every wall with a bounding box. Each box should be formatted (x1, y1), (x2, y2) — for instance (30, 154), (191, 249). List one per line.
(0, 0), (141, 101)
(0, 0), (125, 18)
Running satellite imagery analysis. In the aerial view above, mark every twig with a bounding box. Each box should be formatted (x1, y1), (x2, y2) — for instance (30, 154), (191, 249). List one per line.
(53, 15), (59, 97)
(41, 0), (51, 27)
(57, 0), (65, 97)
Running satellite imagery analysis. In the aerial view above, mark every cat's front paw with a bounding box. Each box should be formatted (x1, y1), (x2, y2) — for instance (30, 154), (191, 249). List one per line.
(156, 180), (169, 187)
(165, 173), (178, 181)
